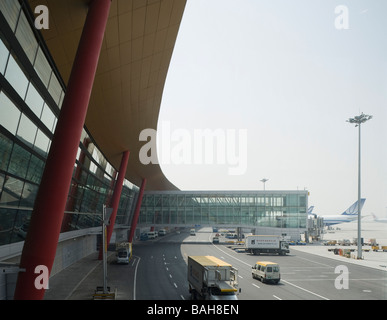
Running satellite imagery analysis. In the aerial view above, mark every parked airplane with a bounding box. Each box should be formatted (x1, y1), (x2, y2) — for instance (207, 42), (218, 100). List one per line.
(309, 199), (366, 226)
(371, 213), (387, 223)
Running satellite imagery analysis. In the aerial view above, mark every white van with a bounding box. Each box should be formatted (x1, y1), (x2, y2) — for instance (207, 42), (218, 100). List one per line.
(251, 261), (280, 284)
(158, 229), (166, 236)
(147, 231), (156, 239)
(190, 228), (196, 236)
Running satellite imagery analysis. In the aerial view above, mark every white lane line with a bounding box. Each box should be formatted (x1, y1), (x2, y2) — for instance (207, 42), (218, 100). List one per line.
(133, 255), (141, 300)
(273, 295), (282, 300)
(180, 294), (185, 300)
(173, 283), (178, 288)
(169, 274), (172, 278)
(212, 244), (330, 300)
(252, 283), (260, 289)
(281, 279), (330, 300)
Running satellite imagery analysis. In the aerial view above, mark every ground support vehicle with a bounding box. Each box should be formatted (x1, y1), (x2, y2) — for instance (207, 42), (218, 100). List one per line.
(115, 242), (132, 264)
(188, 256), (240, 300)
(245, 235), (289, 255)
(252, 261), (280, 284)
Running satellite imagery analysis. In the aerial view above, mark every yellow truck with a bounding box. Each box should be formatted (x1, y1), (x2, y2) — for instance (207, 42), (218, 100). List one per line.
(188, 256), (240, 300)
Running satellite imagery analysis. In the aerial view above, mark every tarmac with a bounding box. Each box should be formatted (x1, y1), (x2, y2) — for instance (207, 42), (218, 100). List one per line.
(43, 220), (387, 300)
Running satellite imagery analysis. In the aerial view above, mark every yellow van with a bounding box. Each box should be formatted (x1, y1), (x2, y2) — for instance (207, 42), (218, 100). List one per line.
(251, 261), (280, 284)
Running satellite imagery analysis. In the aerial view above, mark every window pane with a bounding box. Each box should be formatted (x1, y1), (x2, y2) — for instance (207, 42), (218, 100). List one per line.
(34, 47), (51, 88)
(48, 74), (62, 105)
(15, 11), (38, 64)
(26, 154), (44, 184)
(0, 132), (13, 171)
(0, 0), (21, 32)
(0, 91), (21, 134)
(8, 142), (30, 179)
(25, 82), (44, 118)
(16, 114), (37, 145)
(4, 53), (29, 99)
(0, 175), (24, 206)
(40, 103), (56, 133)
(0, 38), (9, 74)
(34, 129), (50, 156)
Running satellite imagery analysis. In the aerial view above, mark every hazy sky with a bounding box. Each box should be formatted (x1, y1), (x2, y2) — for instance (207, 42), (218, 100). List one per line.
(157, 0), (387, 217)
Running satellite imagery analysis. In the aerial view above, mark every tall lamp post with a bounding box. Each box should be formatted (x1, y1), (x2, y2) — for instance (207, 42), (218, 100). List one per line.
(260, 178), (268, 191)
(346, 113), (372, 259)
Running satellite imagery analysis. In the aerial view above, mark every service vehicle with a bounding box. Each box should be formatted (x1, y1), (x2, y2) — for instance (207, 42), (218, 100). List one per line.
(190, 228), (196, 236)
(158, 229), (166, 236)
(212, 236), (219, 244)
(147, 231), (157, 239)
(245, 235), (289, 255)
(115, 242), (132, 264)
(252, 261), (280, 284)
(188, 256), (240, 300)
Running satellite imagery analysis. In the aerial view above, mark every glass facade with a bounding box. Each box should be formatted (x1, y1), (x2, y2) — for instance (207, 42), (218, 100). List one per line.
(0, 1), (138, 246)
(140, 191), (308, 229)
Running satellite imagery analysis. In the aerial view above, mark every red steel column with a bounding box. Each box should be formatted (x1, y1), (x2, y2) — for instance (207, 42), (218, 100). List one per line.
(14, 0), (112, 300)
(98, 150), (130, 260)
(128, 178), (147, 243)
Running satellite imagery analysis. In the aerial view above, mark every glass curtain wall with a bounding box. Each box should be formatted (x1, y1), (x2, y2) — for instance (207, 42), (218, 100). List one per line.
(0, 1), (138, 246)
(140, 191), (308, 229)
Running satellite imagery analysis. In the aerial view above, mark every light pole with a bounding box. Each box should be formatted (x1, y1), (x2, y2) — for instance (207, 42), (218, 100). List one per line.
(260, 178), (268, 190)
(346, 113), (372, 259)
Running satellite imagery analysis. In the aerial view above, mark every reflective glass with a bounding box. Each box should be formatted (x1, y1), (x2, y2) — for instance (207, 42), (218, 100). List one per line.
(8, 142), (30, 179)
(25, 82), (44, 118)
(0, 38), (9, 74)
(15, 11), (38, 64)
(26, 154), (44, 184)
(0, 91), (21, 134)
(34, 129), (50, 156)
(20, 182), (38, 208)
(0, 0), (21, 32)
(0, 175), (24, 206)
(40, 103), (56, 133)
(16, 113), (37, 145)
(0, 132), (13, 171)
(4, 53), (29, 99)
(34, 47), (51, 88)
(48, 74), (62, 105)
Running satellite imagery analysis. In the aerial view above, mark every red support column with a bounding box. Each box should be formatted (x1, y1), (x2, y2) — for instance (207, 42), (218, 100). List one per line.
(14, 0), (112, 300)
(128, 179), (147, 243)
(98, 150), (130, 260)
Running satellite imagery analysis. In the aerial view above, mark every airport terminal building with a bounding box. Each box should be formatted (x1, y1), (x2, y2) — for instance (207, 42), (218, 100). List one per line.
(0, 1), (307, 299)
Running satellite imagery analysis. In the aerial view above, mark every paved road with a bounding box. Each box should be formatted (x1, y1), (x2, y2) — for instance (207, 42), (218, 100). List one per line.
(134, 228), (387, 300)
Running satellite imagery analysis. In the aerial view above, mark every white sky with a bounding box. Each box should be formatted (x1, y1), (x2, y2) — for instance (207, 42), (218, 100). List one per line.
(157, 0), (387, 217)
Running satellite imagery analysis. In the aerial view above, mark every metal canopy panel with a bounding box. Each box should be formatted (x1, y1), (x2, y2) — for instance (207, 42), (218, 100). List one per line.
(28, 0), (186, 190)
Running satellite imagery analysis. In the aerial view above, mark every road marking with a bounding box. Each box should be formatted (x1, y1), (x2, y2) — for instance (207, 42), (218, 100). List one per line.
(133, 255), (141, 300)
(252, 283), (260, 289)
(169, 274), (172, 278)
(173, 283), (178, 288)
(213, 244), (330, 300)
(281, 279), (330, 300)
(273, 295), (282, 300)
(238, 275), (243, 279)
(180, 295), (185, 300)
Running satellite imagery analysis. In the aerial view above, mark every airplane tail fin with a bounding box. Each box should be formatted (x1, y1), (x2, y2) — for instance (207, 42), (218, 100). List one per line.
(307, 206), (314, 214)
(342, 198), (366, 215)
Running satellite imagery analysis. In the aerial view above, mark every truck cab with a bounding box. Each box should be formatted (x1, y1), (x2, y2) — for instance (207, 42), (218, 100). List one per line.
(252, 261), (280, 284)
